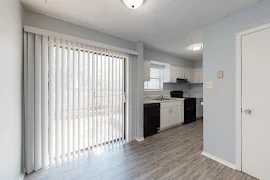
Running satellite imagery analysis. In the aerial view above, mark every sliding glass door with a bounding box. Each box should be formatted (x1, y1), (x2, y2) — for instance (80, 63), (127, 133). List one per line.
(24, 30), (137, 173)
(50, 44), (126, 162)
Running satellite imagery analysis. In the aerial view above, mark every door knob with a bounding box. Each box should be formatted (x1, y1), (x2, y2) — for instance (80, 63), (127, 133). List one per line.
(244, 109), (251, 114)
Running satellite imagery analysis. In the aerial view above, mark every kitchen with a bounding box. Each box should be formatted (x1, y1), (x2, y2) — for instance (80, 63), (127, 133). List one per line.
(143, 51), (203, 138)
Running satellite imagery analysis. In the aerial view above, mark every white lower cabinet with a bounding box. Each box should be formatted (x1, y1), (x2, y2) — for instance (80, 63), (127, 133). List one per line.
(179, 105), (184, 124)
(170, 107), (179, 126)
(160, 101), (184, 131)
(160, 108), (170, 129)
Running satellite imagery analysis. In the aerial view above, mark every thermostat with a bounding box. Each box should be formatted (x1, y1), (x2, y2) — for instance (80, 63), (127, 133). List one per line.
(217, 70), (223, 79)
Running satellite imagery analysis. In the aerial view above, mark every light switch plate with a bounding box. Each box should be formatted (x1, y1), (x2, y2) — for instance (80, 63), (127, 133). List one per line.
(206, 82), (214, 89)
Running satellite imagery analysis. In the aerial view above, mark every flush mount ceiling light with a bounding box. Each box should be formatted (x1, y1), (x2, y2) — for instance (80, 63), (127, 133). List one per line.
(190, 44), (203, 51)
(123, 0), (144, 9)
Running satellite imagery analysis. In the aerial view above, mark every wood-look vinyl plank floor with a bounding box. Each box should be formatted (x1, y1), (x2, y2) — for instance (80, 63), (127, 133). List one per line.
(25, 120), (257, 180)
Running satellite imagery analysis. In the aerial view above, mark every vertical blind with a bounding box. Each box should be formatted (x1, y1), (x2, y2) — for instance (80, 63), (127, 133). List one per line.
(24, 30), (138, 174)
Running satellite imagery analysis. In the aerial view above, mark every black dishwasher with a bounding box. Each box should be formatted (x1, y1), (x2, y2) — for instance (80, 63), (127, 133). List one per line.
(144, 103), (160, 138)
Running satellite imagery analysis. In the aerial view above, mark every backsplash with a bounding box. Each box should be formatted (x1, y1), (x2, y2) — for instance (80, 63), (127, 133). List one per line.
(144, 85), (203, 100)
(189, 84), (203, 95)
(163, 83), (189, 94)
(163, 83), (203, 97)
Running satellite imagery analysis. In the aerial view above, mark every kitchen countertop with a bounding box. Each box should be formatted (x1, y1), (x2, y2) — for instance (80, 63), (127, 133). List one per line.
(144, 98), (184, 104)
(185, 95), (203, 98)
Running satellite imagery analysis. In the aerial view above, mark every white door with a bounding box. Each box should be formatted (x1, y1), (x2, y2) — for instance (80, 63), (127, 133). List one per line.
(160, 108), (170, 129)
(242, 27), (270, 180)
(170, 107), (179, 126)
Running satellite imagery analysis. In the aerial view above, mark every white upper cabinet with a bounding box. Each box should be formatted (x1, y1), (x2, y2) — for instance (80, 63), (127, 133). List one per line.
(192, 68), (203, 83)
(183, 68), (189, 79)
(144, 60), (150, 81)
(164, 65), (178, 83)
(177, 67), (184, 79)
(188, 68), (194, 83)
(177, 67), (190, 80)
(163, 64), (203, 84)
(171, 65), (178, 83)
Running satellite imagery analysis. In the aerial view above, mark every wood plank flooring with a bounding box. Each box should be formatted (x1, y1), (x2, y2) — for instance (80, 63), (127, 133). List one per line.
(25, 120), (257, 180)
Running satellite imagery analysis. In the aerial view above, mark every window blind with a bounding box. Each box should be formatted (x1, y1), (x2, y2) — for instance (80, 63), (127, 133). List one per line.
(24, 28), (138, 174)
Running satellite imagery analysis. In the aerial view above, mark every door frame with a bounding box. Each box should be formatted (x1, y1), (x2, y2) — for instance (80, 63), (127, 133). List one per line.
(236, 23), (270, 171)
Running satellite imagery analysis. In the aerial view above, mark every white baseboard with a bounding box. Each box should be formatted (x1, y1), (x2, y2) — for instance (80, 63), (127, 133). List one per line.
(19, 170), (26, 180)
(136, 137), (144, 142)
(201, 151), (236, 170)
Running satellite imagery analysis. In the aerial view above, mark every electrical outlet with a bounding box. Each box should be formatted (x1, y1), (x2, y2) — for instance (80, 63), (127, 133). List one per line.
(206, 82), (214, 89)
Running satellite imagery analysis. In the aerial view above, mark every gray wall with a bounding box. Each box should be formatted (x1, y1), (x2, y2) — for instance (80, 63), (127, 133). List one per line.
(24, 10), (137, 52)
(203, 0), (270, 164)
(0, 0), (23, 179)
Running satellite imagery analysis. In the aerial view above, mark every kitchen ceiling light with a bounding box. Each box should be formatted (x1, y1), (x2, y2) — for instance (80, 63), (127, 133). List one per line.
(190, 44), (203, 51)
(123, 0), (144, 9)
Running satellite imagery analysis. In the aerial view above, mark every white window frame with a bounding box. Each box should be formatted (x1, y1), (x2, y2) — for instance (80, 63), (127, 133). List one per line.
(144, 64), (164, 90)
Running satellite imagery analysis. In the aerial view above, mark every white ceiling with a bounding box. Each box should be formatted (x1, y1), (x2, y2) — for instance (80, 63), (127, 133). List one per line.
(22, 0), (260, 61)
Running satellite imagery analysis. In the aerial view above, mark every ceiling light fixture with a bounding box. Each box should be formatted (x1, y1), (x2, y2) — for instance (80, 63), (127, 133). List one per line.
(190, 44), (203, 51)
(123, 0), (144, 9)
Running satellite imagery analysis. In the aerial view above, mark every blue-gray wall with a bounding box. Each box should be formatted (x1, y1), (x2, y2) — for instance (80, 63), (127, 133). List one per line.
(194, 61), (203, 68)
(144, 48), (194, 68)
(0, 0), (23, 179)
(137, 42), (144, 140)
(24, 10), (137, 52)
(203, 0), (270, 164)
